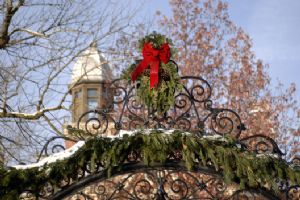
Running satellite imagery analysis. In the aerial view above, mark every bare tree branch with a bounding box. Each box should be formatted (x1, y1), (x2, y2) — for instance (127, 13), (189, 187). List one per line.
(0, 0), (24, 48)
(0, 0), (143, 164)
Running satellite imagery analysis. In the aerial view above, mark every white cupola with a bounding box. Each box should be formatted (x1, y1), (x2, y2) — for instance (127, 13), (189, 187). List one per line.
(71, 42), (112, 84)
(69, 42), (114, 123)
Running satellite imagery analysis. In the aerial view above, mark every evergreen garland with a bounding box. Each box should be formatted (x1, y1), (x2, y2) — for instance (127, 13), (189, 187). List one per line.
(121, 32), (182, 113)
(1, 131), (300, 199)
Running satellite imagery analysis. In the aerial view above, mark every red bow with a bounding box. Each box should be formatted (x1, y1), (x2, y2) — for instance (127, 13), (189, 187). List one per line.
(131, 42), (171, 88)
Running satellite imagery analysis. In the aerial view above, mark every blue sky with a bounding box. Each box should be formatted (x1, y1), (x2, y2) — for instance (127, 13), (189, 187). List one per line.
(137, 0), (300, 99)
(229, 0), (300, 98)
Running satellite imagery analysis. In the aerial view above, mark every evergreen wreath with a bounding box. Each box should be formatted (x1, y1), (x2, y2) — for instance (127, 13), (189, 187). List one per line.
(122, 32), (182, 113)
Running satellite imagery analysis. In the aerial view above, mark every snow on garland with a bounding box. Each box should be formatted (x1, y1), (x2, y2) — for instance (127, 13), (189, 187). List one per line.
(11, 129), (279, 170)
(1, 130), (300, 199)
(12, 129), (187, 170)
(13, 141), (85, 170)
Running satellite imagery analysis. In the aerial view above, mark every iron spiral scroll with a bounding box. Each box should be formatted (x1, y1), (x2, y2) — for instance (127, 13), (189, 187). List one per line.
(77, 75), (246, 138)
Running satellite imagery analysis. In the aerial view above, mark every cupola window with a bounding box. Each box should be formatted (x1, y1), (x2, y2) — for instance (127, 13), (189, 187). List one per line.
(87, 88), (98, 110)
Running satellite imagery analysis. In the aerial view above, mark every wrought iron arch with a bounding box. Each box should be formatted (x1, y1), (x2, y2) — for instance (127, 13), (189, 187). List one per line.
(48, 163), (280, 200)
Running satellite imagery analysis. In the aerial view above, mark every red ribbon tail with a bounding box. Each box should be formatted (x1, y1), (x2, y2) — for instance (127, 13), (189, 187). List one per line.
(131, 60), (148, 82)
(149, 60), (160, 89)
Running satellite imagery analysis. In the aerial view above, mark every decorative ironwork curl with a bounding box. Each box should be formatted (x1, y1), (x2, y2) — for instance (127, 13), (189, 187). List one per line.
(168, 178), (189, 198)
(290, 157), (300, 166)
(77, 110), (112, 136)
(39, 182), (54, 199)
(134, 178), (153, 198)
(37, 136), (77, 161)
(286, 185), (300, 200)
(126, 150), (140, 163)
(209, 108), (244, 138)
(240, 134), (284, 156)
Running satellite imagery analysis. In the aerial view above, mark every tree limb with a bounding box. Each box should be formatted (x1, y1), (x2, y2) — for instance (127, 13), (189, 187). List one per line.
(0, 0), (24, 48)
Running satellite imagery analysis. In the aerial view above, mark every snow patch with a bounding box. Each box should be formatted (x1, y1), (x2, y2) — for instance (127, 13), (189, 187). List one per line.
(13, 141), (85, 170)
(11, 129), (217, 170)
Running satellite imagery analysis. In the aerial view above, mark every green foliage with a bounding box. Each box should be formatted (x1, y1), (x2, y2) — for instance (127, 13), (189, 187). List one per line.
(1, 131), (300, 199)
(137, 62), (182, 113)
(138, 31), (175, 54)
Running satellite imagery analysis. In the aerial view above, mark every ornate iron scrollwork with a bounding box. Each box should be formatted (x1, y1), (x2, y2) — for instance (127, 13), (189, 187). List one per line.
(46, 164), (278, 200)
(37, 136), (77, 161)
(31, 70), (299, 200)
(75, 75), (246, 138)
(67, 73), (283, 158)
(240, 134), (284, 156)
(286, 185), (300, 200)
(37, 71), (286, 161)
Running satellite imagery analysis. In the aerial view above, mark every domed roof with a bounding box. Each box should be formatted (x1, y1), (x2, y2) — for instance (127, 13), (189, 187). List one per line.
(71, 43), (113, 84)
